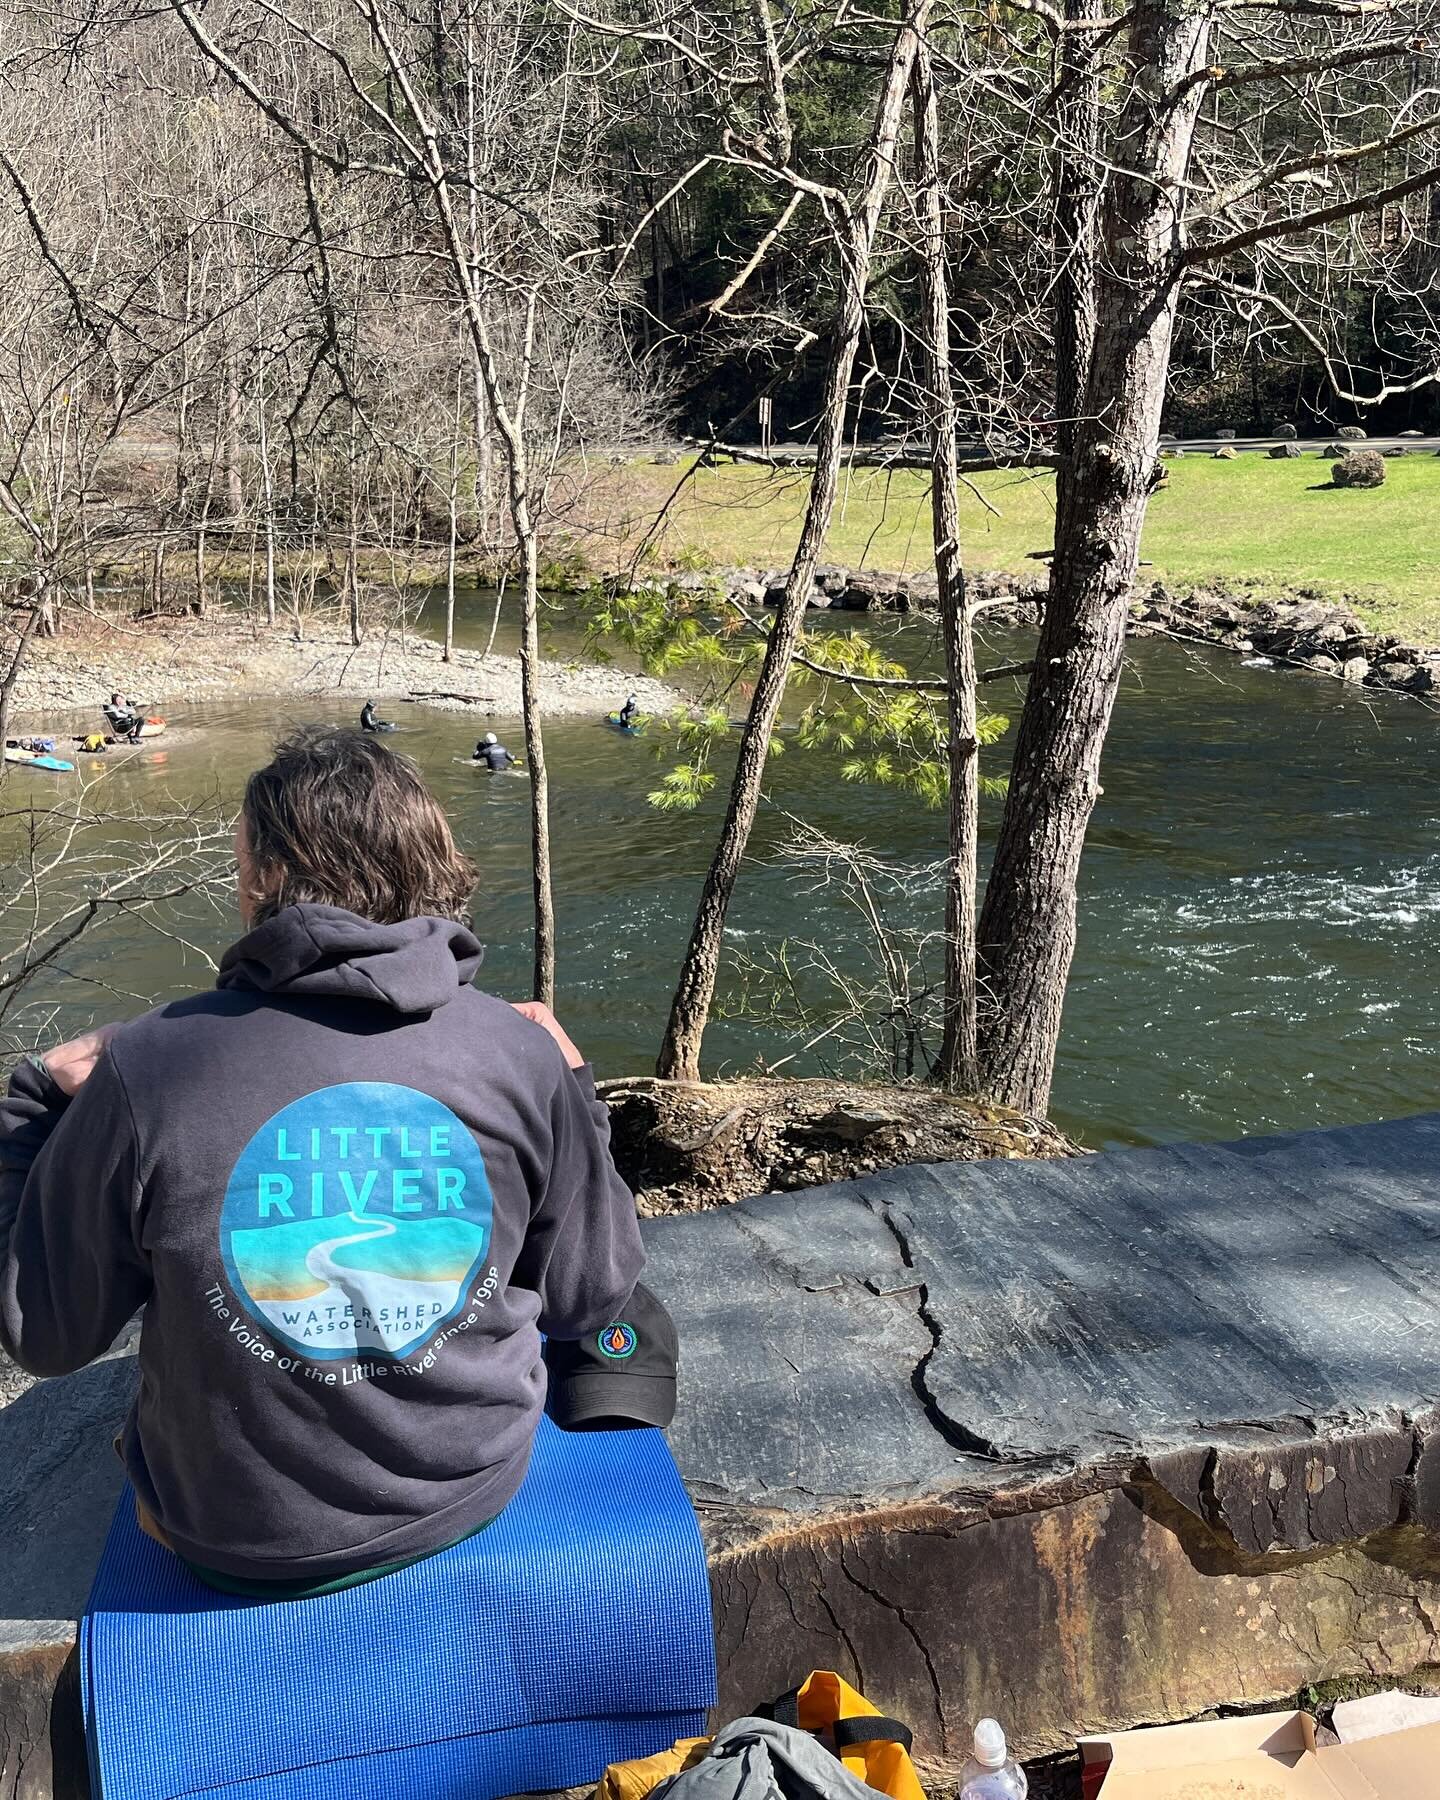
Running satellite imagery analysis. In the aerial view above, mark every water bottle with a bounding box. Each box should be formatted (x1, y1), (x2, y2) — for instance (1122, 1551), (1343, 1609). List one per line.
(958, 1719), (1028, 1800)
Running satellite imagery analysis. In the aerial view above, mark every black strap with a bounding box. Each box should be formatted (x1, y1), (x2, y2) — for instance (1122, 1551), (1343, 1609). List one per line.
(832, 1715), (914, 1753)
(758, 1687), (803, 1730)
(758, 1691), (914, 1755)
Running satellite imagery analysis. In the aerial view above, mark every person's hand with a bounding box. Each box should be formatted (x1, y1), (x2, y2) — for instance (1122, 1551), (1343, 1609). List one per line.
(510, 1000), (585, 1071)
(42, 1023), (121, 1097)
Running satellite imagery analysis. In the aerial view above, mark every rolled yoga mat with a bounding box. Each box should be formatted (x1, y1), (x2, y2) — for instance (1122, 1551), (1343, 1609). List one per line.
(81, 1415), (716, 1800)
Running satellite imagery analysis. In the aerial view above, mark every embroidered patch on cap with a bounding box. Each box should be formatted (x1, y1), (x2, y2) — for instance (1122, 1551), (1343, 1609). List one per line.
(597, 1321), (638, 1360)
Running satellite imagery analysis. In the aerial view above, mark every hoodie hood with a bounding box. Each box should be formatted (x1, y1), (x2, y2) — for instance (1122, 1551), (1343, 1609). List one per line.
(217, 904), (483, 1015)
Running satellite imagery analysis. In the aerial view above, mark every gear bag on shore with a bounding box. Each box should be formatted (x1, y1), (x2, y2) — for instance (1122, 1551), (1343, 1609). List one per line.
(594, 1671), (927, 1800)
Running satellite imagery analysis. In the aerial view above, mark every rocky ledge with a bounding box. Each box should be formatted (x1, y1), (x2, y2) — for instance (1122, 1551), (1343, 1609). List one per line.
(1127, 581), (1440, 698)
(650, 564), (1041, 617)
(659, 562), (1440, 703)
(8, 1110), (1440, 1795)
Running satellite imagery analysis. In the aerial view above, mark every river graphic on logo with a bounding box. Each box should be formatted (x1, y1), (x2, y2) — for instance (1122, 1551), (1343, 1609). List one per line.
(220, 1083), (494, 1361)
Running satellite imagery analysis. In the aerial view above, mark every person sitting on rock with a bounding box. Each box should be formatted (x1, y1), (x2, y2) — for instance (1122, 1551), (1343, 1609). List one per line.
(472, 732), (517, 771)
(0, 724), (643, 1598)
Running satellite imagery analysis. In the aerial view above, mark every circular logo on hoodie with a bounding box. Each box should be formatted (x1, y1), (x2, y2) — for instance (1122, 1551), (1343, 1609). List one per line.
(220, 1083), (494, 1362)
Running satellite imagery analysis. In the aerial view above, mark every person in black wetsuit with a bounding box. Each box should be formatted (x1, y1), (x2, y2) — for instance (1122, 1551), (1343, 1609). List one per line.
(617, 694), (640, 730)
(472, 732), (517, 771)
(360, 701), (395, 733)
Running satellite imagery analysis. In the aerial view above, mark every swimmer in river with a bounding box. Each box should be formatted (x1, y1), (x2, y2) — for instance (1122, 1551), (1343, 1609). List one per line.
(472, 732), (518, 771)
(359, 700), (395, 733)
(617, 693), (640, 729)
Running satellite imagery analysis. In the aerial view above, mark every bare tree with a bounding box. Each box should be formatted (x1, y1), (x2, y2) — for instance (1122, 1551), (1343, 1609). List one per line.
(655, 0), (934, 1081)
(974, 0), (1440, 1113)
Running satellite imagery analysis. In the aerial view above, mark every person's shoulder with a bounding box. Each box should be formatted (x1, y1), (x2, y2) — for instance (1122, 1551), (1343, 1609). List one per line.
(462, 989), (570, 1072)
(107, 991), (261, 1058)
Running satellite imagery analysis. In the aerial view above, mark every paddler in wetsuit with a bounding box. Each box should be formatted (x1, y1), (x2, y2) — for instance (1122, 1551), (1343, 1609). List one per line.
(472, 733), (518, 771)
(617, 694), (640, 730)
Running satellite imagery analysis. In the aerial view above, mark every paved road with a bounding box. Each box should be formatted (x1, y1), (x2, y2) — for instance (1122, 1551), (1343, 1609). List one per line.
(710, 434), (1440, 458)
(1169, 433), (1440, 454)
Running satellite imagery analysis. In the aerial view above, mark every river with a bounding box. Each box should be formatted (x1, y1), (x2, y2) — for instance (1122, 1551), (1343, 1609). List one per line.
(5, 592), (1439, 1150)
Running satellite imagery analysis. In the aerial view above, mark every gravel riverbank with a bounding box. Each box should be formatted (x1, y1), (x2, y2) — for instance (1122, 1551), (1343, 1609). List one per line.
(8, 611), (682, 729)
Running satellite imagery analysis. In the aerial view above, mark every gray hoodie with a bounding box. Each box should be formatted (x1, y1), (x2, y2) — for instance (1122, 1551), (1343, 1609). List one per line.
(0, 905), (644, 1581)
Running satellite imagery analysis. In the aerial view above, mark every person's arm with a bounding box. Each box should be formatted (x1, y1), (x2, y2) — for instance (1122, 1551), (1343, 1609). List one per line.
(509, 1008), (644, 1338)
(0, 1047), (150, 1376)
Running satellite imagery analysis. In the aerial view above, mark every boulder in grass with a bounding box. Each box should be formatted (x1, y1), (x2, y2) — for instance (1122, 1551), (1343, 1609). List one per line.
(1333, 450), (1386, 488)
(1323, 443), (1351, 459)
(1273, 423), (1299, 439)
(1384, 447), (1412, 459)
(1269, 443), (1303, 459)
(1213, 445), (1238, 460)
(1338, 424), (1367, 440)
(1401, 429), (1424, 437)
(1216, 427), (1237, 440)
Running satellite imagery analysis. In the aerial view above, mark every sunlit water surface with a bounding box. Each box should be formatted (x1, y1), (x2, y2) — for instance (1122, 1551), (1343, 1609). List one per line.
(6, 594), (1439, 1149)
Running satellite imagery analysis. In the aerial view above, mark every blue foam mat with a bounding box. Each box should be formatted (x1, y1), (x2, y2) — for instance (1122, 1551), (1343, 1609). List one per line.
(81, 1417), (717, 1800)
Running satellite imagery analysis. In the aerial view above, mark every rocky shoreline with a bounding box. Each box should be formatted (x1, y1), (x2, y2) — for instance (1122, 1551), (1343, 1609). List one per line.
(12, 564), (1437, 730)
(688, 561), (1440, 702)
(1126, 582), (1440, 697)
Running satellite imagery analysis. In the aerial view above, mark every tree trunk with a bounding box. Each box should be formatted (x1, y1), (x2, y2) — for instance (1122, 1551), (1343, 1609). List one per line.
(194, 512), (208, 616)
(0, 599), (44, 785)
(912, 40), (979, 1096)
(473, 364), (494, 554)
(223, 352), (244, 522)
(1051, 0), (1103, 521)
(655, 1), (929, 1083)
(257, 391), (276, 627)
(346, 403), (361, 647)
(515, 504), (555, 1005)
(445, 364), (461, 663)
(974, 0), (1212, 1116)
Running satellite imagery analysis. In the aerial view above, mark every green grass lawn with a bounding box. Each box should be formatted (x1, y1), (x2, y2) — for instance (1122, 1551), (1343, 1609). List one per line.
(603, 452), (1440, 640)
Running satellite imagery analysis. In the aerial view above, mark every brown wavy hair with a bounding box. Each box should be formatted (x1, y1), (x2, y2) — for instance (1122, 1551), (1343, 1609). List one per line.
(241, 726), (477, 926)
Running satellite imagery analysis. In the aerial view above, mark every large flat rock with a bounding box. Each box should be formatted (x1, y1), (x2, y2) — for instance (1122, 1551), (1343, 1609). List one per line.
(9, 1114), (1440, 1795)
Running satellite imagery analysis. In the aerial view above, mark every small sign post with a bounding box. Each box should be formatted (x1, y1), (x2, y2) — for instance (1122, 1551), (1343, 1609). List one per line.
(758, 396), (773, 456)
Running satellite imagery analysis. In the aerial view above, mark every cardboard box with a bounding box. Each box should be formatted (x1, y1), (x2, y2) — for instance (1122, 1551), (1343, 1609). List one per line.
(1077, 1708), (1440, 1798)
(1331, 1691), (1440, 1743)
